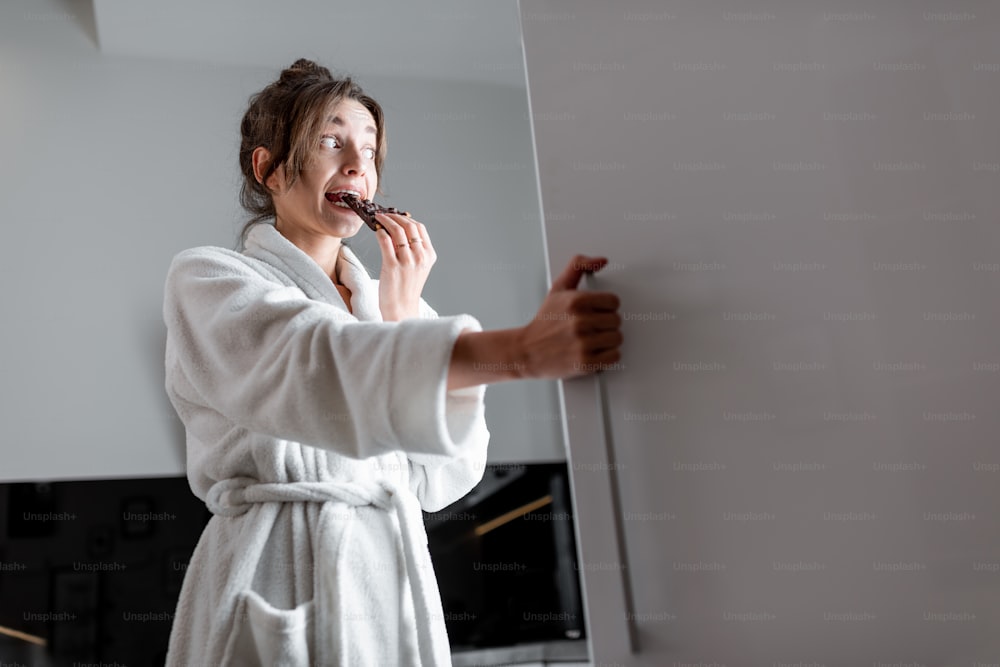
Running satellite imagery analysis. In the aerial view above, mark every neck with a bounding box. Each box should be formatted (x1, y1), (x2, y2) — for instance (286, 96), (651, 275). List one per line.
(274, 219), (343, 282)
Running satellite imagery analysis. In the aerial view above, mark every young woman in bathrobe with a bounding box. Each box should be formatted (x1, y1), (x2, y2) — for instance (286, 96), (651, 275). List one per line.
(161, 59), (622, 666)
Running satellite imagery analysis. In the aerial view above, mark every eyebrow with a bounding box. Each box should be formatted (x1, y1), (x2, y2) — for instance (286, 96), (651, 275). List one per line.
(326, 115), (377, 136)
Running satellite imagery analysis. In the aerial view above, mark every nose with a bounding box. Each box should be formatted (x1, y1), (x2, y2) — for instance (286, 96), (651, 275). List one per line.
(340, 144), (367, 176)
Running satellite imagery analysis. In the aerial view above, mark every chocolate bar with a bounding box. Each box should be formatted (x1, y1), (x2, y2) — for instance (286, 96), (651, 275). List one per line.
(340, 194), (410, 232)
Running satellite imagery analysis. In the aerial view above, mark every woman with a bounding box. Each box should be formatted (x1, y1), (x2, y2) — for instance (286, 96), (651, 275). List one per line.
(162, 59), (622, 666)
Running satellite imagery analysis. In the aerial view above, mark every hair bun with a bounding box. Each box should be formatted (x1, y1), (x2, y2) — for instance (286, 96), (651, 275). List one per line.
(278, 58), (332, 85)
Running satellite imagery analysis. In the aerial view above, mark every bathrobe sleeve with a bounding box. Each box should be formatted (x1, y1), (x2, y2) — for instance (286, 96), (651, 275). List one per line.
(162, 246), (487, 461)
(406, 299), (491, 512)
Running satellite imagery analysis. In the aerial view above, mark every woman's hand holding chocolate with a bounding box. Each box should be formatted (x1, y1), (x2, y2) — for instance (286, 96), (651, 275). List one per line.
(373, 212), (436, 321)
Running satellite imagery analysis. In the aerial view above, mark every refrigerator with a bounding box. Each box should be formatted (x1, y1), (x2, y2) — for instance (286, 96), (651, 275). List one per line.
(518, 1), (1000, 664)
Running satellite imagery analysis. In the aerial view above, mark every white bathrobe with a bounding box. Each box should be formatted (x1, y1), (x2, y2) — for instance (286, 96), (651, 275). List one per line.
(161, 222), (490, 666)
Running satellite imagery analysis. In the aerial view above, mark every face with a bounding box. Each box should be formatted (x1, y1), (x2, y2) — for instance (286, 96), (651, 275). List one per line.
(264, 98), (379, 240)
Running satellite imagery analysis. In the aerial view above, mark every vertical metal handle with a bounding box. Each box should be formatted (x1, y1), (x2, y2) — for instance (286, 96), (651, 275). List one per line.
(587, 273), (640, 654)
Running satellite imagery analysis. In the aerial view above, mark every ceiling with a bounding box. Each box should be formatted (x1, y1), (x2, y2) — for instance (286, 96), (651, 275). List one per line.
(91, 0), (528, 87)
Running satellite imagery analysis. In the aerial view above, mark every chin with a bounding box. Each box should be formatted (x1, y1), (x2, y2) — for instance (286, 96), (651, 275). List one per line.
(321, 214), (363, 239)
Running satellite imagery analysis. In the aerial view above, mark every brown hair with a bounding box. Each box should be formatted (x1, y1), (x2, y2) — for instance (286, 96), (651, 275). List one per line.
(237, 58), (387, 248)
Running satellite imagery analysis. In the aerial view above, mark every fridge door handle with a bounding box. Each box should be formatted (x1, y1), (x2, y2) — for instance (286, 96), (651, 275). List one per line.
(594, 361), (641, 653)
(559, 272), (639, 658)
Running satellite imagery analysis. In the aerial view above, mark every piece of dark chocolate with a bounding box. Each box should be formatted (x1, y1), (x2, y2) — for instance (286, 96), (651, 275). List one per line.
(340, 194), (410, 232)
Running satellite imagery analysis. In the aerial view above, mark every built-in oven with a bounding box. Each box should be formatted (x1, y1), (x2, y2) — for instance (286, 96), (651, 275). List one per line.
(423, 462), (586, 653)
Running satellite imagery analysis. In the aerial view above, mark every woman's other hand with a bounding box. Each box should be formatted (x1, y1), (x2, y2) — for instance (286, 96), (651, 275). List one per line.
(374, 213), (436, 321)
(516, 255), (623, 380)
(445, 254), (623, 392)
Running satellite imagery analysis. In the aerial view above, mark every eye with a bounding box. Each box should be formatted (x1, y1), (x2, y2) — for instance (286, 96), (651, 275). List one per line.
(320, 135), (339, 150)
(363, 147), (376, 160)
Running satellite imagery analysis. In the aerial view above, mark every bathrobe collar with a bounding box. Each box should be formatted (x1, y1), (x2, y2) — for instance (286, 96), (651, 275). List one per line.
(242, 222), (382, 322)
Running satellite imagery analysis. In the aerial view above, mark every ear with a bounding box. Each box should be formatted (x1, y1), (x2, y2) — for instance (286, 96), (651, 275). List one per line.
(252, 146), (284, 193)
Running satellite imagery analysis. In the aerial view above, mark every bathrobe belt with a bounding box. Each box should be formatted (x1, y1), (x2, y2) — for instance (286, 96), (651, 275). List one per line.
(205, 476), (446, 666)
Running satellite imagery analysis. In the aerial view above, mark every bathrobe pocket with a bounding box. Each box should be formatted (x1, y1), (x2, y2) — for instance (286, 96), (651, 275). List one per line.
(227, 589), (314, 666)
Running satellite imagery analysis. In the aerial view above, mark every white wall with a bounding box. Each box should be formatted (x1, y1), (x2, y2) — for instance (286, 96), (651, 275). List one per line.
(0, 0), (562, 481)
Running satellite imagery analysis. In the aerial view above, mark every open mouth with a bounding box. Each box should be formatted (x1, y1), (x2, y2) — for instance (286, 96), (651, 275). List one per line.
(325, 192), (361, 209)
